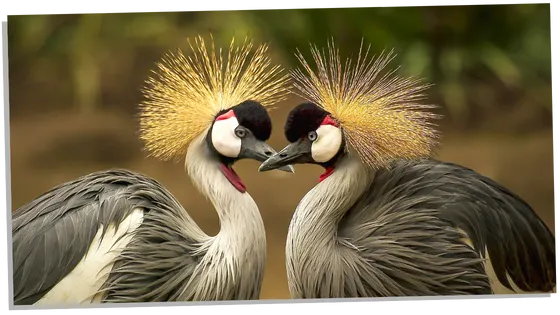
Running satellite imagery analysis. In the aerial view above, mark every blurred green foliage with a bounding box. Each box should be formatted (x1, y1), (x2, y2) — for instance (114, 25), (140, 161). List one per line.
(7, 4), (552, 131)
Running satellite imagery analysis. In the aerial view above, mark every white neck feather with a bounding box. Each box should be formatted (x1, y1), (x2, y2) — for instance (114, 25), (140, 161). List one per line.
(285, 153), (372, 297)
(287, 153), (372, 255)
(293, 153), (372, 229)
(184, 132), (266, 292)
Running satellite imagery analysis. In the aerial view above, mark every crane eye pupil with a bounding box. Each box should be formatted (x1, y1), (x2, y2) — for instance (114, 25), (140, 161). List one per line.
(308, 131), (317, 141)
(235, 128), (246, 138)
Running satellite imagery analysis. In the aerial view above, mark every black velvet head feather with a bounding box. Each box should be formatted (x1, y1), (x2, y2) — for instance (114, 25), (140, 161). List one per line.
(231, 100), (272, 141)
(284, 103), (330, 142)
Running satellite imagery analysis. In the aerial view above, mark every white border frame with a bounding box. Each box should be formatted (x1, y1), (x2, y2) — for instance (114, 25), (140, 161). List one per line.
(0, 0), (560, 313)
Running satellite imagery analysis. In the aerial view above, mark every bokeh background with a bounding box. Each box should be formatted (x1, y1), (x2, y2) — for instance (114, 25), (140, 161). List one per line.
(7, 3), (554, 300)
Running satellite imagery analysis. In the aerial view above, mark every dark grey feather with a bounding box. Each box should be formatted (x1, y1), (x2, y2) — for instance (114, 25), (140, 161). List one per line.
(340, 159), (555, 295)
(11, 169), (206, 305)
(287, 156), (555, 298)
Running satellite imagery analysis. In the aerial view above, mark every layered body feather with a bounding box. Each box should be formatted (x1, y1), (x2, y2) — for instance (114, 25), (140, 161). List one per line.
(286, 155), (556, 298)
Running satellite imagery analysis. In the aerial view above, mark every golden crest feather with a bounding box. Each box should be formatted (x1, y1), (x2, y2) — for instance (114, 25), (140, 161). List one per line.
(291, 39), (441, 169)
(138, 35), (291, 161)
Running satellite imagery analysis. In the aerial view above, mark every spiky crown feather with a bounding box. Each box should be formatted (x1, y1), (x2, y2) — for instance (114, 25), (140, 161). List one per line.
(138, 35), (291, 161)
(290, 39), (441, 169)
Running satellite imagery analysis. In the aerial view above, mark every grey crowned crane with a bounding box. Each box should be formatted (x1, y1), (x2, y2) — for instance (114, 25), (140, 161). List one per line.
(259, 40), (556, 297)
(11, 35), (293, 306)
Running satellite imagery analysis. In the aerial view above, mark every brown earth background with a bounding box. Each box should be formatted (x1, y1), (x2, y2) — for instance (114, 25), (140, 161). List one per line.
(7, 4), (554, 300)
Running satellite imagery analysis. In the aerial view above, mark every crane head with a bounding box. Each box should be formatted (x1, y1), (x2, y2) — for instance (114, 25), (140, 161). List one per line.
(207, 99), (295, 170)
(137, 35), (291, 165)
(261, 38), (441, 177)
(258, 102), (344, 176)
(205, 99), (294, 192)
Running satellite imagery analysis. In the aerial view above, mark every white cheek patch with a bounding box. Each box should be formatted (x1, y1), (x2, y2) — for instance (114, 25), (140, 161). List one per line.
(211, 116), (242, 158)
(311, 124), (342, 163)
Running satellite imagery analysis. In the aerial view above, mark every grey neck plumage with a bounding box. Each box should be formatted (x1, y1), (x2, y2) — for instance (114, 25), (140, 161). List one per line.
(285, 153), (373, 297)
(289, 153), (372, 237)
(183, 132), (267, 300)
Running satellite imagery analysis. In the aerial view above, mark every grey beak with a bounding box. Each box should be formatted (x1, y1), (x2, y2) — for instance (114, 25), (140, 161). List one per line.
(259, 141), (309, 172)
(241, 139), (295, 173)
(277, 164), (295, 173)
(259, 152), (288, 173)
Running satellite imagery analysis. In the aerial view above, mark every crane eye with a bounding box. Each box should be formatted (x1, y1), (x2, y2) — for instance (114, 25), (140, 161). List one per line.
(308, 131), (317, 141)
(235, 128), (247, 138)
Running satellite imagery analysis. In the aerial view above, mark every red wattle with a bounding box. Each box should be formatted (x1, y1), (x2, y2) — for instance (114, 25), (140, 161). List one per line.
(319, 166), (335, 183)
(220, 164), (247, 193)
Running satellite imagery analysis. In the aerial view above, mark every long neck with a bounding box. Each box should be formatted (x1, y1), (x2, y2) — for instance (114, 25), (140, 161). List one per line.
(185, 133), (266, 260)
(289, 153), (373, 247)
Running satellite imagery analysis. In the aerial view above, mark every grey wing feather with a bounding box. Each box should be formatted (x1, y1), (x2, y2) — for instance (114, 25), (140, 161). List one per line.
(97, 170), (209, 302)
(99, 187), (207, 302)
(11, 169), (204, 305)
(428, 160), (556, 292)
(340, 159), (555, 295)
(339, 168), (490, 296)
